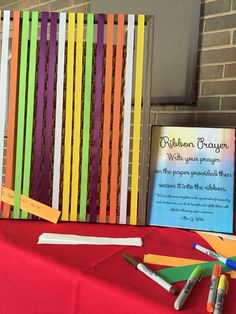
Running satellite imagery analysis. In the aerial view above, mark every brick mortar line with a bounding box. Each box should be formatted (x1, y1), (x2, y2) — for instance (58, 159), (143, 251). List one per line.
(199, 62), (236, 67)
(198, 95), (223, 97)
(199, 78), (236, 82)
(200, 28), (235, 34)
(200, 10), (236, 20)
(52, 1), (91, 12)
(198, 61), (236, 66)
(200, 28), (236, 36)
(202, 0), (216, 3)
(200, 29), (236, 36)
(198, 44), (236, 51)
(168, 110), (236, 113)
(0, 1), (18, 9)
(199, 94), (236, 97)
(154, 110), (235, 114)
(231, 29), (234, 44)
(18, 1), (90, 11)
(199, 46), (236, 53)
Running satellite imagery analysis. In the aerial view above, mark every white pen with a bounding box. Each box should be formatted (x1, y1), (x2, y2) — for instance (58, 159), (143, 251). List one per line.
(192, 243), (236, 271)
(213, 274), (228, 314)
(123, 252), (178, 295)
(174, 265), (203, 310)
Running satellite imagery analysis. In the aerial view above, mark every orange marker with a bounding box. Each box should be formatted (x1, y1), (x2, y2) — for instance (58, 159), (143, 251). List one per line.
(207, 264), (221, 313)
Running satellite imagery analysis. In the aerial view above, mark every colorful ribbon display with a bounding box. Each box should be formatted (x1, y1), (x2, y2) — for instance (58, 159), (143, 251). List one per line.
(0, 11), (149, 225)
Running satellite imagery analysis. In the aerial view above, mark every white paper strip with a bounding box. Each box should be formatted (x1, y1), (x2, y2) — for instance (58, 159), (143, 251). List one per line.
(38, 233), (143, 246)
(119, 15), (135, 224)
(0, 11), (10, 202)
(52, 12), (66, 209)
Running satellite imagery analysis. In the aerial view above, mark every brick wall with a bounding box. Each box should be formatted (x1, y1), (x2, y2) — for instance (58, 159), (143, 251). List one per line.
(0, 0), (235, 125)
(0, 0), (91, 12)
(151, 0), (236, 127)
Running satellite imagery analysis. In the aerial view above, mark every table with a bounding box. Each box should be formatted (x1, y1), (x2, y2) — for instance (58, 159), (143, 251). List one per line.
(0, 220), (235, 314)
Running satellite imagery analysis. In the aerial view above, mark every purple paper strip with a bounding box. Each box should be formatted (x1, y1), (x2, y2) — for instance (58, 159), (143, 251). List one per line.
(40, 13), (58, 205)
(89, 14), (105, 222)
(31, 12), (48, 201)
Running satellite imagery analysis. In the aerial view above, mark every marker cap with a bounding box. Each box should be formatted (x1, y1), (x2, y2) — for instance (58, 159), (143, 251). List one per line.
(206, 264), (221, 313)
(207, 302), (214, 313)
(191, 265), (204, 281)
(218, 274), (228, 294)
(212, 263), (221, 277)
(226, 258), (236, 271)
(123, 252), (139, 268)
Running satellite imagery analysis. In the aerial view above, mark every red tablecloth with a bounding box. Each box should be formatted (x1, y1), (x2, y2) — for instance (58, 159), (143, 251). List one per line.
(0, 220), (235, 314)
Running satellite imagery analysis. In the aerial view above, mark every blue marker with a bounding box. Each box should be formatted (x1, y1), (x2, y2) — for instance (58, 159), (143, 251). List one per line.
(192, 244), (236, 271)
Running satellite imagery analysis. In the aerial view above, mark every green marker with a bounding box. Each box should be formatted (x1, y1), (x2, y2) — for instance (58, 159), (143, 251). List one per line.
(174, 265), (203, 310)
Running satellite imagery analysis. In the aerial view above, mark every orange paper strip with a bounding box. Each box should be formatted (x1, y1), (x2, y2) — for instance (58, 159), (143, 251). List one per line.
(2, 11), (20, 218)
(109, 14), (125, 223)
(99, 14), (114, 223)
(1, 186), (61, 223)
(196, 231), (236, 258)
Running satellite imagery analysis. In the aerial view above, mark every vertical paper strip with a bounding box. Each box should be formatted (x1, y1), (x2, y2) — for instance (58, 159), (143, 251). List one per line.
(13, 11), (29, 218)
(79, 13), (94, 221)
(40, 12), (58, 205)
(31, 12), (48, 201)
(0, 10), (10, 208)
(130, 15), (145, 225)
(70, 13), (84, 221)
(62, 13), (75, 221)
(138, 16), (153, 225)
(21, 11), (39, 219)
(109, 14), (125, 224)
(119, 14), (135, 224)
(0, 11), (1, 210)
(52, 12), (66, 210)
(2, 11), (20, 218)
(89, 14), (105, 222)
(99, 14), (114, 223)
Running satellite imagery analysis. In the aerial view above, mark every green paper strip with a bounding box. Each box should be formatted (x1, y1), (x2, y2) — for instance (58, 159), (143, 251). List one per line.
(157, 256), (236, 283)
(13, 11), (30, 218)
(21, 12), (39, 219)
(79, 13), (94, 221)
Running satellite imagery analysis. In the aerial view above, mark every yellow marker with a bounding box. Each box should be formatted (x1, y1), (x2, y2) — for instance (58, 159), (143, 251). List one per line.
(214, 275), (228, 314)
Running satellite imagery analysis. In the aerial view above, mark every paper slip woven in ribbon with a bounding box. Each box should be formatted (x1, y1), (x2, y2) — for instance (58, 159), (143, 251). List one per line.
(38, 233), (143, 246)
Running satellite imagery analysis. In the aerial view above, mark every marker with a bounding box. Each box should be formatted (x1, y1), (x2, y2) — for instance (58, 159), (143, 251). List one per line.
(207, 264), (222, 313)
(174, 265), (203, 310)
(122, 252), (177, 295)
(213, 274), (228, 314)
(192, 243), (236, 271)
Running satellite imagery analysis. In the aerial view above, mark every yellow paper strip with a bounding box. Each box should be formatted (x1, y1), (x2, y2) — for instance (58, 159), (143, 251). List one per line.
(1, 187), (61, 224)
(62, 13), (75, 221)
(70, 13), (84, 221)
(130, 15), (145, 225)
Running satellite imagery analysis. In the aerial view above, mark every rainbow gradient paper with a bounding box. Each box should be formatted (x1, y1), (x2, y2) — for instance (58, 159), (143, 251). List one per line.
(148, 126), (235, 232)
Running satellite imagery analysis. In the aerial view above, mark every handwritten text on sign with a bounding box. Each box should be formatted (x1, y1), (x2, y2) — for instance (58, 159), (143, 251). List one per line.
(1, 186), (61, 223)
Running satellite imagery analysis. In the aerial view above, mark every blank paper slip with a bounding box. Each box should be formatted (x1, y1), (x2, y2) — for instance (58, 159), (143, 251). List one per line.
(38, 233), (143, 246)
(0, 11), (153, 226)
